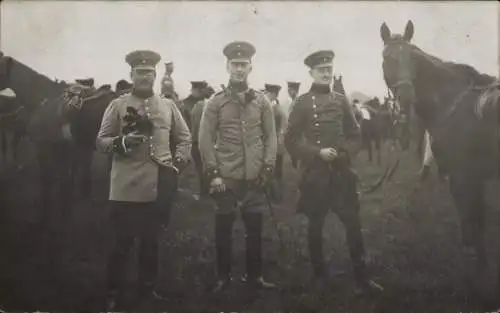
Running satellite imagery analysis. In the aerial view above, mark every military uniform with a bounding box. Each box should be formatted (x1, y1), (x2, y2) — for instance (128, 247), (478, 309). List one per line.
(265, 83), (286, 201)
(284, 50), (377, 291)
(286, 81), (301, 169)
(198, 41), (277, 290)
(187, 81), (212, 198)
(96, 50), (191, 302)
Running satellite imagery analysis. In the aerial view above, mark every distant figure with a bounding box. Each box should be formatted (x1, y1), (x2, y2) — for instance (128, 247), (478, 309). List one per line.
(286, 81), (301, 168)
(75, 78), (95, 89)
(161, 61), (178, 99)
(181, 81), (207, 130)
(190, 83), (215, 199)
(265, 83), (286, 202)
(115, 79), (132, 94)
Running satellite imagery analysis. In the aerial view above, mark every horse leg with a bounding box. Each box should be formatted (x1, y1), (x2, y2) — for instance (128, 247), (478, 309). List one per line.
(367, 140), (373, 163)
(36, 147), (53, 234)
(376, 138), (382, 166)
(449, 175), (487, 287)
(0, 131), (6, 163)
(12, 131), (23, 169)
(80, 148), (93, 200)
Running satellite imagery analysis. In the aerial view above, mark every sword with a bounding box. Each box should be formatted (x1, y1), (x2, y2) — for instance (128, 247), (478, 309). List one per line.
(262, 186), (286, 255)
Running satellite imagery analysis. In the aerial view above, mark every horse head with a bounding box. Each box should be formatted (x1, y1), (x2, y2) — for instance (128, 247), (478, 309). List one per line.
(333, 75), (346, 95)
(0, 55), (12, 91)
(380, 20), (416, 117)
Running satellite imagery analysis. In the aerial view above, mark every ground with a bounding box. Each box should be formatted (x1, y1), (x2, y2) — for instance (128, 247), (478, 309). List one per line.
(0, 139), (500, 312)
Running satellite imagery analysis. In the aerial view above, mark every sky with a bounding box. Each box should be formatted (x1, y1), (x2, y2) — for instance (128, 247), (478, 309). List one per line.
(1, 1), (498, 103)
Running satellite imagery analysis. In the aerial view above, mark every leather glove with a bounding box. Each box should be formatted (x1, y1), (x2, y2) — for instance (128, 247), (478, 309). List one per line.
(173, 156), (188, 174)
(258, 164), (274, 188)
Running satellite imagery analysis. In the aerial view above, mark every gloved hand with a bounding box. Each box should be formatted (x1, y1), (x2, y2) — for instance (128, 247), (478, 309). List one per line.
(173, 156), (188, 174)
(258, 165), (274, 188)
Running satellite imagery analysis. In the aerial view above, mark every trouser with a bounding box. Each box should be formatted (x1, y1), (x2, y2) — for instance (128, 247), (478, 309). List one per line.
(107, 167), (178, 293)
(191, 144), (209, 197)
(307, 207), (367, 282)
(212, 180), (266, 280)
(275, 154), (284, 181)
(303, 163), (367, 282)
(215, 211), (263, 280)
(107, 201), (161, 293)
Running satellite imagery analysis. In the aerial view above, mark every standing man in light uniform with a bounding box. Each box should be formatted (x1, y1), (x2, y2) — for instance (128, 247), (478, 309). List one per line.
(96, 50), (191, 308)
(199, 41), (277, 292)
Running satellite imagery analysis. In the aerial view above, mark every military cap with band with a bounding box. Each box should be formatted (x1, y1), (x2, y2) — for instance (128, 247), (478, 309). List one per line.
(264, 84), (282, 94)
(223, 41), (256, 62)
(75, 78), (95, 87)
(304, 50), (335, 69)
(287, 81), (301, 90)
(191, 81), (208, 89)
(125, 50), (161, 70)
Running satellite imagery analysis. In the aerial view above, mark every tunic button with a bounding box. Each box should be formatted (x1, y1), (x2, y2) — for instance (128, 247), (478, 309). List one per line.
(149, 136), (153, 140)
(314, 123), (319, 127)
(312, 96), (315, 100)
(316, 140), (321, 144)
(313, 105), (317, 109)
(313, 114), (318, 118)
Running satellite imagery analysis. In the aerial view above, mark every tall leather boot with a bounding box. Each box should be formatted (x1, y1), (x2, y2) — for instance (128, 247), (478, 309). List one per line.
(242, 212), (276, 289)
(213, 212), (235, 292)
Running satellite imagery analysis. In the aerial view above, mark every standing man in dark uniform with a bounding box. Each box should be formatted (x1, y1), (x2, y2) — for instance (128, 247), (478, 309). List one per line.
(199, 41), (277, 291)
(284, 50), (383, 293)
(96, 50), (192, 309)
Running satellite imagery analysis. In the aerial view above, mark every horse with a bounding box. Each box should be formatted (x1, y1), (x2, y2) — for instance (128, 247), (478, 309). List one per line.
(0, 91), (27, 168)
(380, 20), (499, 289)
(0, 55), (117, 233)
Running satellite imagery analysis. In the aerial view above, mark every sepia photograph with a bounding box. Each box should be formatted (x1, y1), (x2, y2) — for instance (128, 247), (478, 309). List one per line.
(0, 0), (499, 312)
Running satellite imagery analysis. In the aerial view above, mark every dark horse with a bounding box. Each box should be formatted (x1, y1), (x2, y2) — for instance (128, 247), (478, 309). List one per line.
(0, 55), (117, 233)
(333, 76), (383, 164)
(0, 92), (27, 168)
(380, 20), (499, 288)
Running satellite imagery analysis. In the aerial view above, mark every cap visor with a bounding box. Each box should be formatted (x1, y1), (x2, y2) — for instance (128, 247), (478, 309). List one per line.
(133, 65), (156, 70)
(228, 58), (251, 64)
(313, 62), (333, 69)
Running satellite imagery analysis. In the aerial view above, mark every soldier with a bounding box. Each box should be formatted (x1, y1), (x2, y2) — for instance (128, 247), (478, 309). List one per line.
(75, 77), (95, 89)
(286, 82), (301, 169)
(286, 81), (301, 115)
(284, 50), (383, 293)
(189, 83), (215, 200)
(161, 61), (179, 100)
(265, 83), (286, 202)
(181, 81), (208, 129)
(96, 50), (191, 309)
(199, 41), (277, 291)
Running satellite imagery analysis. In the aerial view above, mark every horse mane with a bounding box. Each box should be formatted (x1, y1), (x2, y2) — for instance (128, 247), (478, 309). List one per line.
(7, 57), (67, 108)
(411, 45), (496, 87)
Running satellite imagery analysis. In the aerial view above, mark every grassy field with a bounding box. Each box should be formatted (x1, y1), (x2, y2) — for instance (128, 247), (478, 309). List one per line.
(1, 139), (500, 312)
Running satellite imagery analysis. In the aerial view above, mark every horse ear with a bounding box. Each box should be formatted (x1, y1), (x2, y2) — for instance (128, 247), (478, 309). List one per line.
(380, 22), (391, 44)
(404, 20), (414, 42)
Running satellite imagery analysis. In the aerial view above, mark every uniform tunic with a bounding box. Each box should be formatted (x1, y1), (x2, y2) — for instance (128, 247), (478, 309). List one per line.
(96, 93), (191, 202)
(285, 84), (361, 215)
(199, 88), (277, 182)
